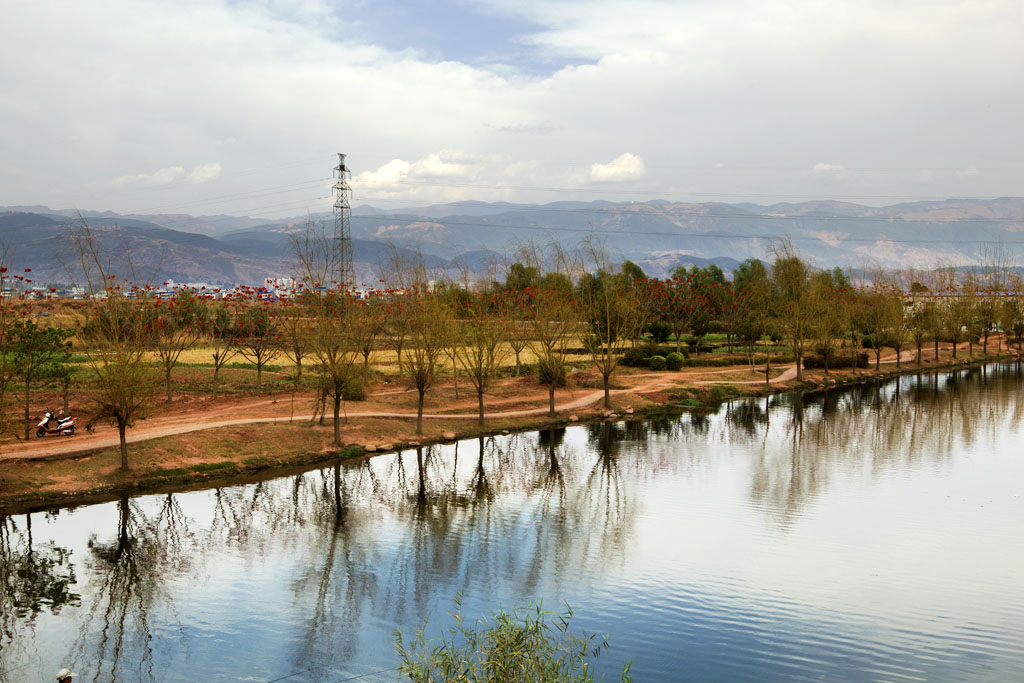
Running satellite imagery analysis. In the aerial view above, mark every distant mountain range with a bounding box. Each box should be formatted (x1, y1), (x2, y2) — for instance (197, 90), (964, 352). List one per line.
(2, 197), (1022, 286)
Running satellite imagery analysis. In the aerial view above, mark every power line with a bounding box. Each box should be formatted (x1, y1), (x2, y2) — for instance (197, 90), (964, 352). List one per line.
(350, 178), (1022, 202)
(121, 177), (331, 216)
(344, 213), (1024, 246)
(350, 195), (1024, 224)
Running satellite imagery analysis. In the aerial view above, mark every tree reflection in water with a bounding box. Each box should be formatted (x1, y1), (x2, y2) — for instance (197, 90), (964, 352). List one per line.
(749, 362), (1024, 525)
(66, 492), (199, 682)
(0, 511), (81, 681)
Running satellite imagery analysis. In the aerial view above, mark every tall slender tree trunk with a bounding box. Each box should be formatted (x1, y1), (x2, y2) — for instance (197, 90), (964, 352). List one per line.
(213, 366), (220, 398)
(23, 379), (31, 440)
(256, 362), (263, 392)
(548, 385), (555, 416)
(333, 393), (342, 446)
(416, 388), (425, 435)
(934, 338), (939, 360)
(477, 389), (484, 426)
(118, 419), (129, 470)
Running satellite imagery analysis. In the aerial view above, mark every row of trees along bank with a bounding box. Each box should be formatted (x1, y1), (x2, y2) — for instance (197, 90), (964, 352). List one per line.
(3, 226), (1024, 470)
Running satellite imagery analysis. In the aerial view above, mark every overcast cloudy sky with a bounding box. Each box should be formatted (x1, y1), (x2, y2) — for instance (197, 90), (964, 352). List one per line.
(1, 0), (1021, 219)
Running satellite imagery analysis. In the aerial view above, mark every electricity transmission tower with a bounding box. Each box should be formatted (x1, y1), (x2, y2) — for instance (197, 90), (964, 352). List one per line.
(333, 153), (354, 287)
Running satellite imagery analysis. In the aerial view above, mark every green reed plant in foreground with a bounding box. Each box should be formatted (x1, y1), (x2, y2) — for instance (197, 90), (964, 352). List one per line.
(395, 597), (633, 682)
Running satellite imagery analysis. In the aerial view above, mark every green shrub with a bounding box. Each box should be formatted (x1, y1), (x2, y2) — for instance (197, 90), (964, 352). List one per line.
(647, 320), (672, 344)
(340, 370), (368, 400)
(648, 355), (667, 371)
(665, 352), (684, 371)
(621, 347), (647, 367)
(708, 385), (739, 403)
(395, 597), (633, 683)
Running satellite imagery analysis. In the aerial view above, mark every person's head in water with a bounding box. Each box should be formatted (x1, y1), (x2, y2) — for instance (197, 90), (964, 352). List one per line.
(56, 668), (77, 683)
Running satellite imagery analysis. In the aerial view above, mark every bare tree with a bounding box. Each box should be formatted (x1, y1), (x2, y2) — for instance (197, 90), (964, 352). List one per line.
(455, 291), (510, 426)
(306, 295), (364, 445)
(72, 216), (158, 469)
(205, 301), (240, 398)
(402, 288), (453, 435)
(579, 240), (644, 409)
(769, 240), (813, 381)
(379, 245), (429, 369)
(233, 304), (281, 393)
(291, 219), (367, 444)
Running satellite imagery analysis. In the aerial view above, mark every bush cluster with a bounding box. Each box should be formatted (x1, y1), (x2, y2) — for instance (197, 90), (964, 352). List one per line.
(621, 343), (687, 368)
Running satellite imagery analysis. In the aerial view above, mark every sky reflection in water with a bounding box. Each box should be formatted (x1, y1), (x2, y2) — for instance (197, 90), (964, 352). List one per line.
(2, 364), (1023, 681)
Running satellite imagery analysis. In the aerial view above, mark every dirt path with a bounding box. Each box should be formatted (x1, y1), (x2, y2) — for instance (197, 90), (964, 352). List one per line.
(12, 338), (1009, 464)
(0, 389), (620, 462)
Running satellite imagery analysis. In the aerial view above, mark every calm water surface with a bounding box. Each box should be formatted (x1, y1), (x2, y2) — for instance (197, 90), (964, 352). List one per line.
(2, 364), (1023, 681)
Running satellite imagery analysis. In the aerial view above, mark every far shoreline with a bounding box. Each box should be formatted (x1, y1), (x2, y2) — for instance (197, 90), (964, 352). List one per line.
(0, 349), (1018, 515)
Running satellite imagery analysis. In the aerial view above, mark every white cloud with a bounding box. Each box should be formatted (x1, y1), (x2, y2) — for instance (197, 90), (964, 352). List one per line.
(186, 162), (222, 183)
(357, 153), (467, 186)
(357, 159), (413, 186)
(410, 154), (467, 178)
(590, 153), (645, 182)
(112, 166), (185, 187)
(956, 166), (980, 179)
(112, 162), (220, 188)
(810, 163), (848, 179)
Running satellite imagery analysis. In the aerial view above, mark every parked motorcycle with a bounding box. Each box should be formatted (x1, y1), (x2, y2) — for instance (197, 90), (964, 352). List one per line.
(36, 410), (77, 437)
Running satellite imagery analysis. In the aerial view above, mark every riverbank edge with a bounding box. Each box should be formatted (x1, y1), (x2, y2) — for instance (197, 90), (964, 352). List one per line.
(2, 351), (1016, 515)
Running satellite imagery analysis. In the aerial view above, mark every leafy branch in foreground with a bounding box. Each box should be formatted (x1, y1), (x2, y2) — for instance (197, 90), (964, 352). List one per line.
(395, 597), (633, 682)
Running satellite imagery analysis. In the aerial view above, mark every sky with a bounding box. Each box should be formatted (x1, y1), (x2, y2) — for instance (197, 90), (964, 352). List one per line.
(1, 0), (1022, 220)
